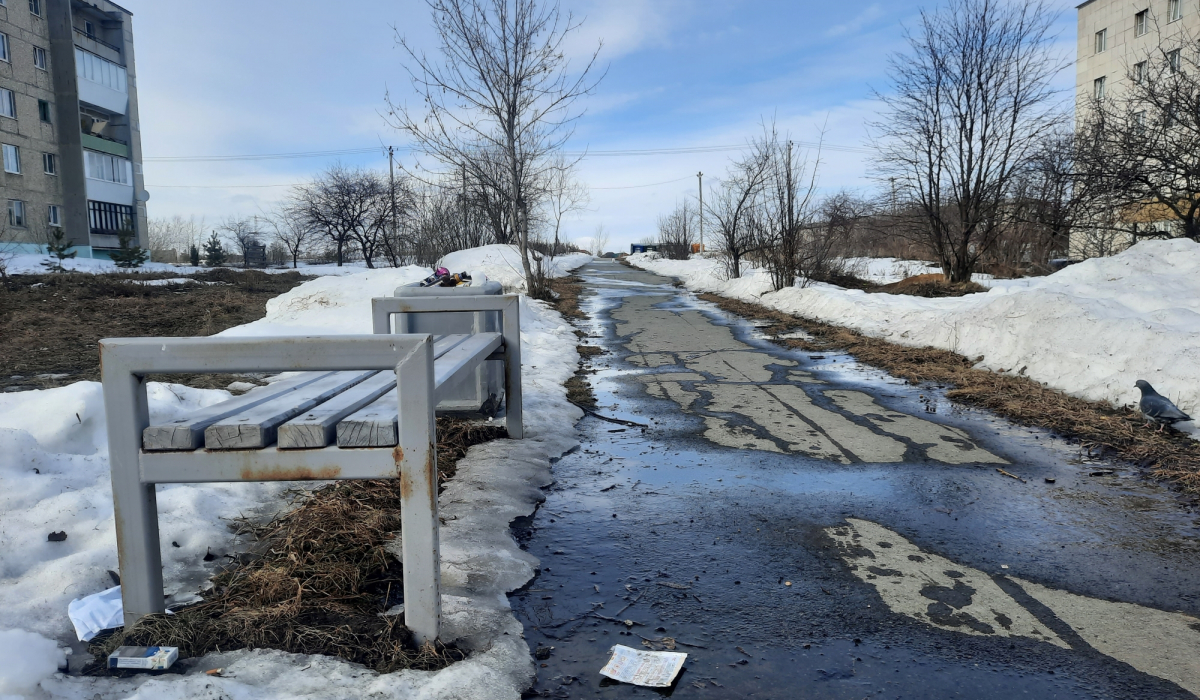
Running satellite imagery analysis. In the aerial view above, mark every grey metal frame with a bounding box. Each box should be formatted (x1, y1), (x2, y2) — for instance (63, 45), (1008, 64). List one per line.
(372, 293), (523, 439)
(99, 295), (522, 646)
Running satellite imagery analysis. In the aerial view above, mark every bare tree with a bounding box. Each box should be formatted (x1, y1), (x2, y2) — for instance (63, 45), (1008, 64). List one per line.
(1077, 21), (1200, 245)
(873, 0), (1067, 282)
(267, 204), (316, 269)
(542, 157), (589, 255)
(388, 0), (603, 296)
(296, 165), (383, 267)
(707, 144), (771, 279)
(220, 217), (260, 269)
(592, 224), (609, 256)
(657, 201), (697, 260)
(758, 123), (822, 290)
(147, 215), (205, 258)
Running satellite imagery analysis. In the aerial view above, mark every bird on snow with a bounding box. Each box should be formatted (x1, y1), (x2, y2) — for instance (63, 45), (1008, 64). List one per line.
(1135, 380), (1192, 432)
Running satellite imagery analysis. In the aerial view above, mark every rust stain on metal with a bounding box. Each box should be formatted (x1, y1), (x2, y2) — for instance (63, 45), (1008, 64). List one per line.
(426, 443), (438, 510)
(239, 465), (341, 481)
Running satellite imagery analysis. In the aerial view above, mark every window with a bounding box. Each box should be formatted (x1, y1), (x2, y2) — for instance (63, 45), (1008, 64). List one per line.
(84, 21), (95, 37)
(38, 99), (50, 123)
(7, 200), (25, 227)
(1170, 0), (1182, 22)
(1134, 60), (1148, 83)
(1094, 76), (1107, 101)
(43, 152), (56, 175)
(2, 144), (20, 174)
(88, 201), (134, 236)
(0, 32), (9, 63)
(0, 88), (14, 119)
(47, 204), (60, 226)
(28, 0), (41, 16)
(1135, 10), (1148, 37)
(1134, 110), (1147, 134)
(84, 149), (131, 184)
(74, 48), (128, 93)
(1095, 28), (1108, 53)
(33, 46), (47, 70)
(1169, 48), (1182, 73)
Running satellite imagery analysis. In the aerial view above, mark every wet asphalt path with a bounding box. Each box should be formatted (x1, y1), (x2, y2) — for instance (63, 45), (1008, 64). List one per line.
(510, 261), (1200, 699)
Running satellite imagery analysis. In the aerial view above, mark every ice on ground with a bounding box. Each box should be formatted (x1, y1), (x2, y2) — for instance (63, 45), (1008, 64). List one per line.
(629, 239), (1200, 437)
(0, 245), (589, 699)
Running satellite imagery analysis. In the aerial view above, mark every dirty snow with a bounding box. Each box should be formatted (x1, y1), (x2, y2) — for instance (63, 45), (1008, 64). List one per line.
(629, 239), (1200, 435)
(0, 247), (590, 698)
(439, 244), (594, 293)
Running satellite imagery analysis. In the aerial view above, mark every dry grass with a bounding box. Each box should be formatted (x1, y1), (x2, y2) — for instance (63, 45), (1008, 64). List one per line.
(698, 292), (1200, 494)
(85, 416), (505, 675)
(548, 275), (599, 408)
(871, 273), (987, 298)
(0, 269), (312, 392)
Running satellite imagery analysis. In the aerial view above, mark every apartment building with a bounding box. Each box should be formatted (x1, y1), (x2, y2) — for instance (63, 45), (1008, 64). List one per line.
(1074, 0), (1196, 256)
(0, 0), (147, 259)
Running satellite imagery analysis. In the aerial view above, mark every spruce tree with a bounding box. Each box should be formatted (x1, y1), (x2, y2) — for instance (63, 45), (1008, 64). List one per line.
(203, 231), (226, 267)
(109, 227), (149, 269)
(189, 244), (200, 267)
(42, 229), (77, 272)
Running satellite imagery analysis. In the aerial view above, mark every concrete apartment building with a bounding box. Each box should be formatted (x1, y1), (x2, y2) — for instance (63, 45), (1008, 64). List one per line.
(1, 0), (147, 259)
(1074, 0), (1196, 256)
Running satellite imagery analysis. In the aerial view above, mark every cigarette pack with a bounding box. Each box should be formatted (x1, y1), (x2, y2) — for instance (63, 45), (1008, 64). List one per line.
(107, 646), (179, 670)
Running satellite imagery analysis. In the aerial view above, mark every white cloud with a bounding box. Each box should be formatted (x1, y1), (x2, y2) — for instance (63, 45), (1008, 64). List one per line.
(826, 3), (886, 37)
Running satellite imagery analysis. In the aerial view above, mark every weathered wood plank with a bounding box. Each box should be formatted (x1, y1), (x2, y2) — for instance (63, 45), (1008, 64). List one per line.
(336, 393), (398, 447)
(205, 371), (376, 450)
(277, 372), (396, 449)
(432, 333), (501, 397)
(142, 372), (335, 451)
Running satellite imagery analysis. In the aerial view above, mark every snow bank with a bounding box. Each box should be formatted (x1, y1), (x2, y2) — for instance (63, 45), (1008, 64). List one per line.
(0, 245), (588, 698)
(4, 255), (183, 276)
(0, 629), (64, 696)
(629, 240), (1200, 432)
(439, 244), (593, 292)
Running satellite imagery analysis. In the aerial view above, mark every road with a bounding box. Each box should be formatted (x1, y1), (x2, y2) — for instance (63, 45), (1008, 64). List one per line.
(511, 261), (1200, 699)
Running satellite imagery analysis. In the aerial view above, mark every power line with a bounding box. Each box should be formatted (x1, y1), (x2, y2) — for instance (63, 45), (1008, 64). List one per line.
(142, 140), (872, 163)
(590, 175), (693, 190)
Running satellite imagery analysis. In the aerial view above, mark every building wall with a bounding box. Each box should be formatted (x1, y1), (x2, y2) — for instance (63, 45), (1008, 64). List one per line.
(0, 0), (146, 258)
(0, 0), (70, 251)
(1073, 0), (1200, 257)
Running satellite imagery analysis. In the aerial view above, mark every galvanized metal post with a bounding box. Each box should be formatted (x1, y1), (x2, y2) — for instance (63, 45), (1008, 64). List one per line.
(372, 303), (392, 335)
(395, 337), (441, 644)
(99, 345), (165, 627)
(502, 297), (523, 439)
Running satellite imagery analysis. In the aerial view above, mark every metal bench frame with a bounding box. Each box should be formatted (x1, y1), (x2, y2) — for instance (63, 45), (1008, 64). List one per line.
(100, 295), (522, 645)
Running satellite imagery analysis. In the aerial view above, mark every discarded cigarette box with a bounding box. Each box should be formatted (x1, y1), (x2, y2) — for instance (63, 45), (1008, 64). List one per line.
(107, 646), (179, 671)
(599, 644), (687, 687)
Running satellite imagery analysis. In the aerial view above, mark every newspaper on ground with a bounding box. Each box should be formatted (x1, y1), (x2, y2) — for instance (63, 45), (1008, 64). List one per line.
(598, 644), (687, 687)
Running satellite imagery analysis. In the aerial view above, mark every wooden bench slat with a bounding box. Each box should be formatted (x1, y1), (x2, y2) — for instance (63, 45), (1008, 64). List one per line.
(142, 371), (336, 451)
(336, 393), (398, 448)
(276, 372), (397, 449)
(205, 371), (377, 450)
(433, 333), (502, 396)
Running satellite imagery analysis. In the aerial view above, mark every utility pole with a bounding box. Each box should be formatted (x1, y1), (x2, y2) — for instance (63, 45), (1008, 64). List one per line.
(697, 171), (704, 254)
(461, 163), (468, 240)
(389, 146), (398, 254)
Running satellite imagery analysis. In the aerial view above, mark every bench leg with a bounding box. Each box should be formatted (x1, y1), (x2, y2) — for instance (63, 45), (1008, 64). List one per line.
(502, 299), (523, 439)
(395, 338), (441, 644)
(101, 367), (165, 627)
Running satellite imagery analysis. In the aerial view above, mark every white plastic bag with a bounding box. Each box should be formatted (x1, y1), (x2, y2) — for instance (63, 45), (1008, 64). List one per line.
(67, 585), (124, 641)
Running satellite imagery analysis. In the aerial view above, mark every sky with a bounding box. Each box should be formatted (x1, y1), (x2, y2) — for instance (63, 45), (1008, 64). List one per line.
(121, 0), (1081, 252)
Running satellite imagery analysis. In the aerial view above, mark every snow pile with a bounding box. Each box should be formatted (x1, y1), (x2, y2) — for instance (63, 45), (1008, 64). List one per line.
(629, 240), (1200, 429)
(439, 244), (593, 292)
(0, 629), (65, 697)
(3, 255), (182, 275)
(0, 245), (588, 698)
(841, 257), (942, 285)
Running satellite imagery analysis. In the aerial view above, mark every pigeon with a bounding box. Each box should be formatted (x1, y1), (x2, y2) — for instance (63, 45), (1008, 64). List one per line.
(1135, 380), (1192, 432)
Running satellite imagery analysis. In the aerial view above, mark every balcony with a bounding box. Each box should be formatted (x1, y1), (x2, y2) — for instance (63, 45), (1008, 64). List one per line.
(73, 27), (122, 55)
(75, 48), (128, 115)
(81, 132), (129, 158)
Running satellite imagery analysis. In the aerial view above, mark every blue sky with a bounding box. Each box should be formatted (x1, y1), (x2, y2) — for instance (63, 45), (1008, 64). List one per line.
(122, 0), (1079, 250)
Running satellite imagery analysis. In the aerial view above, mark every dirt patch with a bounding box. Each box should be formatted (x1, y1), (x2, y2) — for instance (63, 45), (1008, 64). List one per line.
(697, 292), (1200, 494)
(871, 273), (987, 298)
(86, 416), (504, 676)
(0, 269), (313, 392)
(548, 275), (599, 408)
